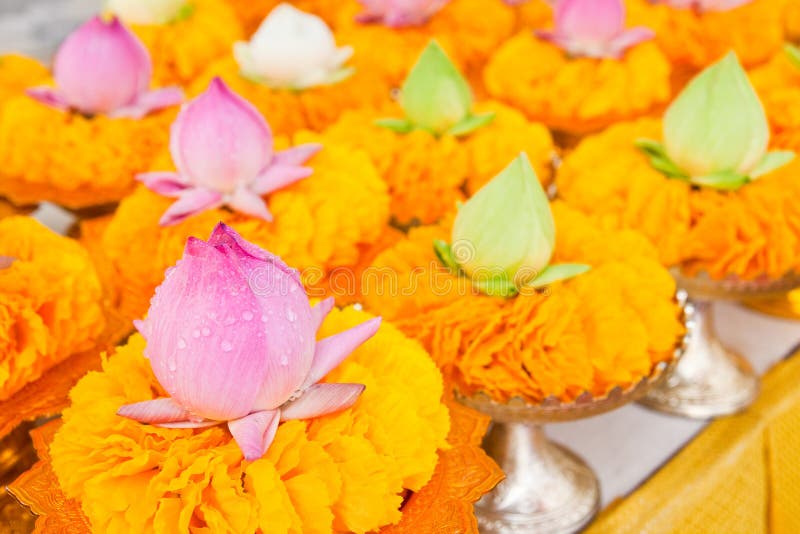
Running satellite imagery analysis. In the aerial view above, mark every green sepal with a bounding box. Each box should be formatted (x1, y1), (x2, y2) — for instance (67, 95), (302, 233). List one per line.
(634, 138), (688, 179)
(690, 171), (749, 191)
(786, 44), (800, 70)
(375, 118), (415, 134)
(433, 240), (459, 272)
(321, 66), (356, 87)
(749, 150), (796, 179)
(447, 112), (496, 137)
(471, 274), (519, 298)
(525, 263), (591, 290)
(173, 3), (196, 22)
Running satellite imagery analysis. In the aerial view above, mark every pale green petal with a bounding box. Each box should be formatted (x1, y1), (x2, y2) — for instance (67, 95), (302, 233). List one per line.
(433, 239), (459, 272)
(471, 274), (519, 298)
(750, 150), (796, 179)
(634, 138), (688, 178)
(526, 263), (590, 289)
(447, 112), (496, 137)
(786, 44), (800, 70)
(690, 171), (749, 190)
(663, 52), (769, 179)
(400, 41), (473, 134)
(374, 118), (415, 134)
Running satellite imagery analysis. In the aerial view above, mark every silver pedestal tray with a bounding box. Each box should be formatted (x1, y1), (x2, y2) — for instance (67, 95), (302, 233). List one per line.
(454, 302), (688, 534)
(639, 272), (800, 419)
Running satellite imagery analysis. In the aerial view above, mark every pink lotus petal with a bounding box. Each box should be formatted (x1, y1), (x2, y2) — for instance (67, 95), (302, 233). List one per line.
(606, 27), (655, 57)
(311, 297), (335, 332)
(109, 86), (184, 119)
(117, 397), (192, 423)
(138, 171), (189, 197)
(228, 409), (280, 461)
(25, 87), (70, 112)
(159, 420), (220, 429)
(302, 317), (381, 389)
(281, 383), (365, 421)
(228, 188), (273, 222)
(207, 223), (300, 285)
(53, 16), (152, 116)
(556, 0), (625, 43)
(250, 165), (313, 196)
(272, 143), (322, 167)
(356, 0), (449, 27)
(159, 188), (223, 226)
(170, 77), (273, 193)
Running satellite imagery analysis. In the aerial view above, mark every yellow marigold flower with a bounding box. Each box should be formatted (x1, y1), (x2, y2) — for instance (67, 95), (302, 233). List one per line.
(484, 32), (671, 133)
(557, 118), (800, 280)
(128, 0), (243, 86)
(0, 54), (48, 109)
(323, 101), (554, 225)
(190, 57), (392, 135)
(750, 50), (800, 153)
(0, 217), (104, 401)
(626, 0), (786, 73)
(361, 202), (682, 403)
(512, 0), (554, 31)
(0, 96), (176, 209)
(50, 306), (450, 533)
(100, 133), (389, 322)
(328, 0), (515, 88)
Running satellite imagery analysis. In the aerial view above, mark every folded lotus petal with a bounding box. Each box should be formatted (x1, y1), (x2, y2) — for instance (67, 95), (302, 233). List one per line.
(281, 383), (365, 421)
(272, 143), (322, 167)
(117, 397), (192, 423)
(311, 297), (335, 332)
(109, 87), (184, 119)
(159, 188), (223, 226)
(25, 87), (69, 111)
(158, 420), (220, 429)
(607, 27), (655, 57)
(302, 317), (381, 389)
(53, 16), (152, 116)
(228, 409), (280, 461)
(137, 172), (189, 197)
(207, 223), (300, 284)
(228, 187), (273, 222)
(250, 165), (314, 196)
(557, 0), (624, 43)
(169, 77), (273, 193)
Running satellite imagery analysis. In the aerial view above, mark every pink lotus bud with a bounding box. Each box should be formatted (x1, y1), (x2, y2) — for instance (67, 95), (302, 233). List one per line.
(537, 0), (654, 59)
(26, 16), (182, 118)
(119, 224), (381, 460)
(656, 0), (751, 11)
(138, 77), (321, 226)
(356, 0), (450, 27)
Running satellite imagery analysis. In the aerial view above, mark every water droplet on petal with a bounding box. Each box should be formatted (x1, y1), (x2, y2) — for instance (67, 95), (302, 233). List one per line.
(177, 338), (187, 350)
(221, 340), (233, 352)
(167, 358), (177, 372)
(261, 314), (269, 323)
(286, 309), (297, 322)
(280, 355), (289, 366)
(242, 311), (254, 321)
(202, 327), (211, 337)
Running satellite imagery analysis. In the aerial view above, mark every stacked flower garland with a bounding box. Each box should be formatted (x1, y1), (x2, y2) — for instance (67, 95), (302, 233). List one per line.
(0, 0), (797, 531)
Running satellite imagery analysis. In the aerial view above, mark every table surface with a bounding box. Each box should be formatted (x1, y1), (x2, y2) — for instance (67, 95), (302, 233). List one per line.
(6, 0), (800, 511)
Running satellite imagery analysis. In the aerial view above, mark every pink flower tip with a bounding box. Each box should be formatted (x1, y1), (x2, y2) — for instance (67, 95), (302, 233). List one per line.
(356, 0), (450, 27)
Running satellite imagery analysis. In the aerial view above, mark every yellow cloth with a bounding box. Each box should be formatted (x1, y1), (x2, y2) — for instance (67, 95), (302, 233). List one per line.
(587, 353), (800, 533)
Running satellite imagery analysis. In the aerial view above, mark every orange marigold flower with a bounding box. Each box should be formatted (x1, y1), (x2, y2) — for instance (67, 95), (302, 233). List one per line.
(556, 118), (800, 280)
(750, 50), (800, 153)
(49, 307), (450, 533)
(328, 0), (516, 88)
(323, 101), (555, 225)
(190, 57), (392, 135)
(361, 202), (683, 403)
(0, 96), (176, 209)
(511, 0), (554, 31)
(129, 0), (243, 86)
(484, 32), (671, 133)
(0, 54), (48, 108)
(626, 0), (786, 74)
(787, 1), (800, 41)
(99, 133), (389, 322)
(226, 0), (329, 34)
(0, 217), (104, 402)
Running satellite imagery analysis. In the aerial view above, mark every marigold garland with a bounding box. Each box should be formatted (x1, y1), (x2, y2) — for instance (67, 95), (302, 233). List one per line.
(100, 133), (389, 322)
(626, 0), (786, 74)
(556, 118), (800, 281)
(127, 0), (243, 86)
(329, 0), (516, 88)
(750, 51), (800, 153)
(323, 101), (554, 225)
(361, 203), (683, 403)
(483, 33), (671, 134)
(190, 57), (393, 135)
(0, 96), (176, 209)
(0, 217), (104, 402)
(0, 54), (47, 109)
(48, 306), (450, 533)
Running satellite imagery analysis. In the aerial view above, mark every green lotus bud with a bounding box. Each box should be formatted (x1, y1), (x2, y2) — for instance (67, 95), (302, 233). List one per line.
(664, 52), (770, 178)
(436, 153), (588, 297)
(375, 40), (494, 137)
